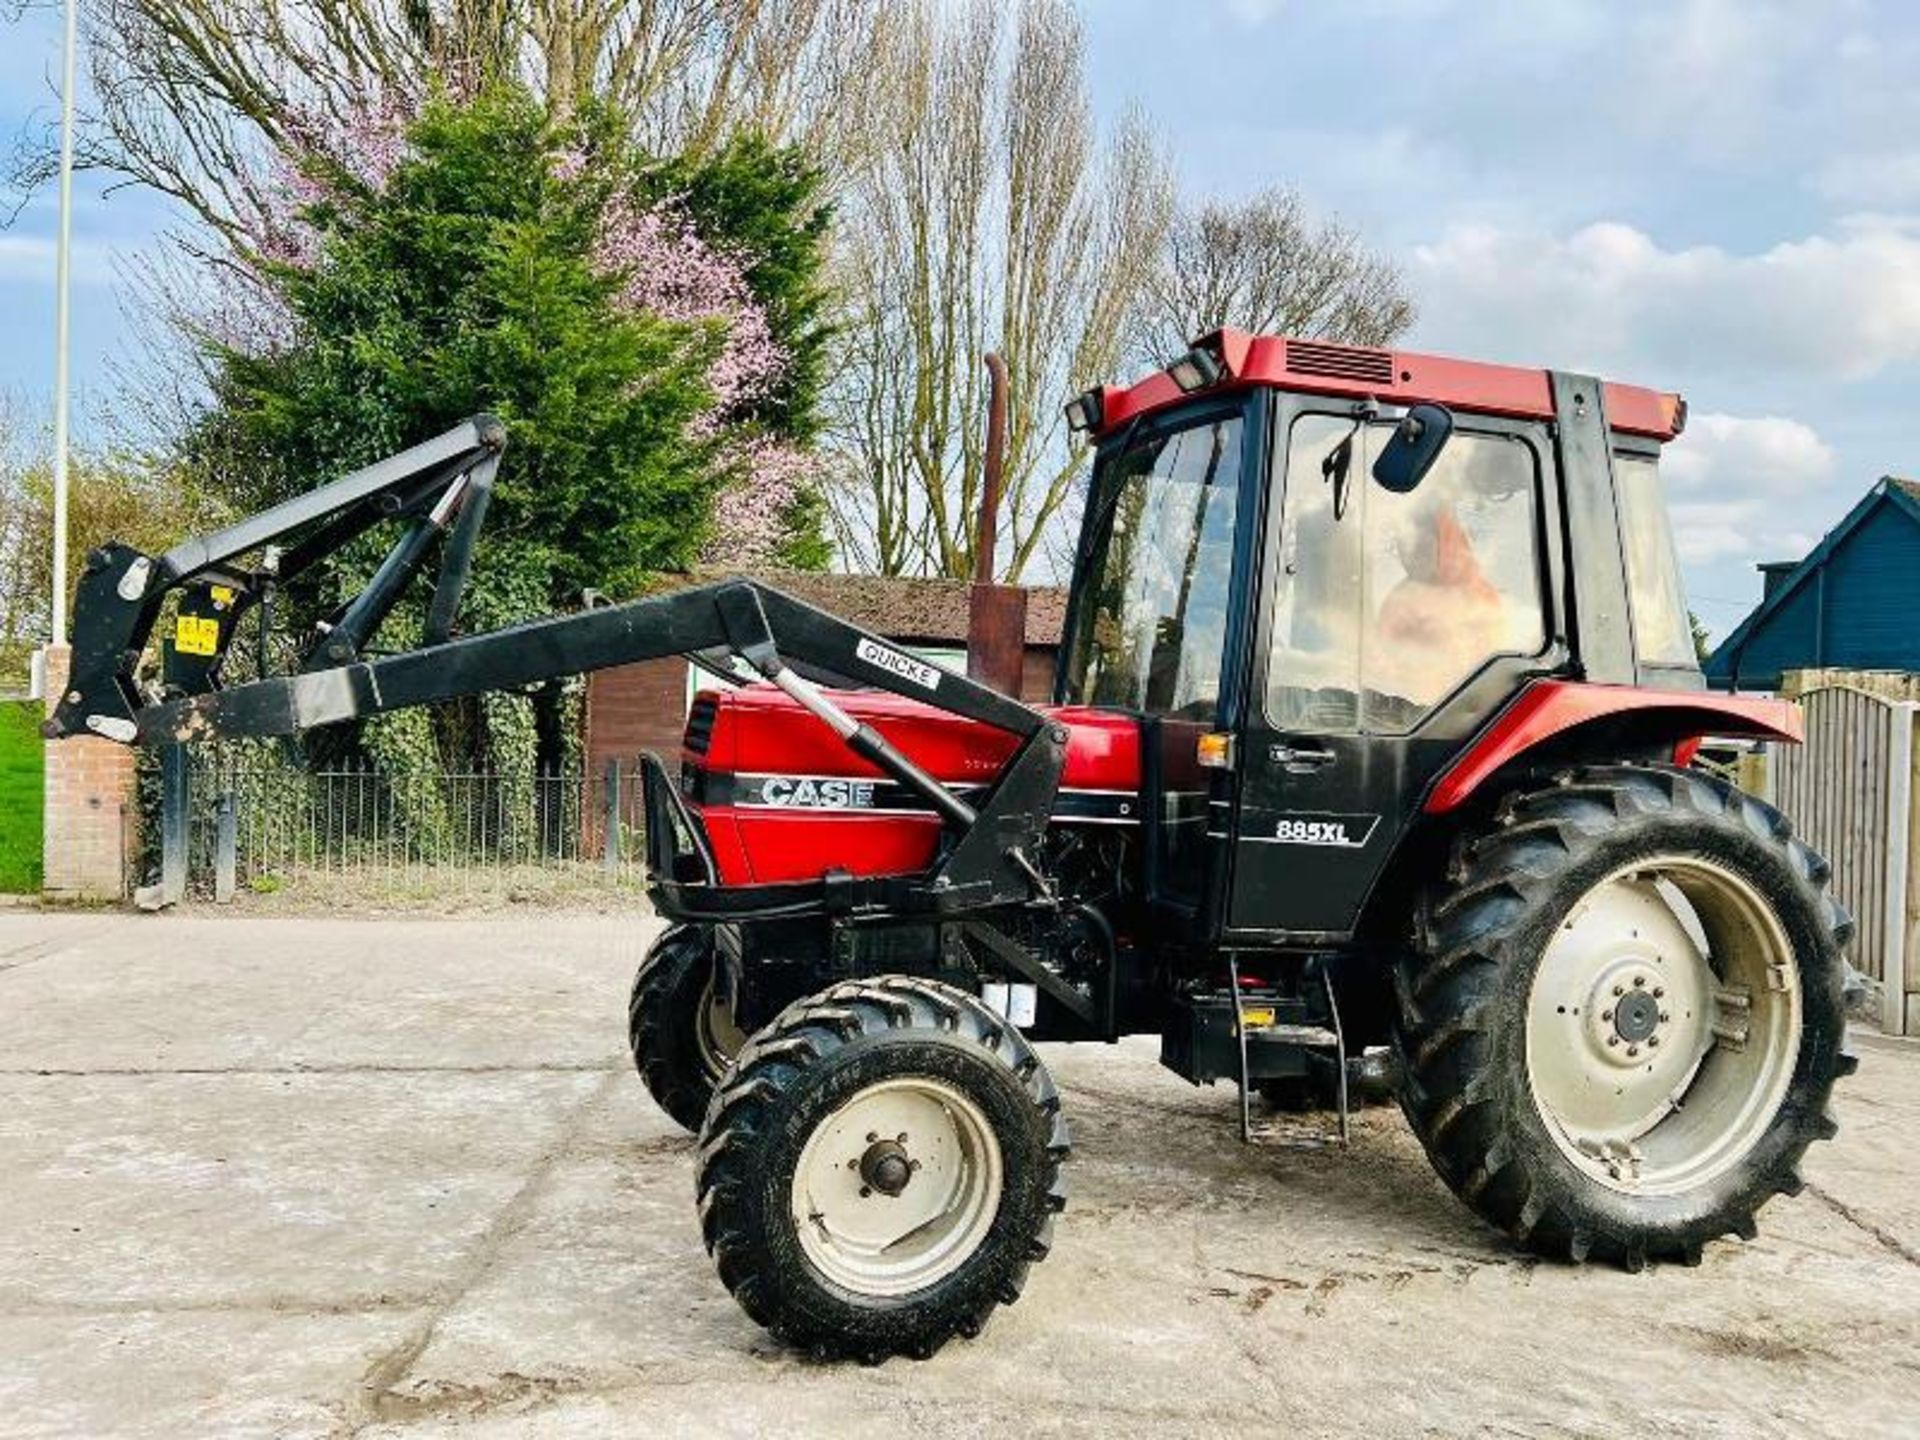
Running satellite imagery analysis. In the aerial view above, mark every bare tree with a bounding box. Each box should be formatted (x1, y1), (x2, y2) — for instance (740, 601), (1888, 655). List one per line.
(1131, 186), (1414, 368)
(0, 400), (227, 678)
(6, 1), (877, 247)
(824, 0), (1172, 581)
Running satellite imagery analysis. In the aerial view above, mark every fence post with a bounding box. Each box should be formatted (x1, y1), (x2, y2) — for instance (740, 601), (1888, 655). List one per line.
(1899, 706), (1920, 1039)
(160, 742), (189, 906)
(1884, 706), (1915, 1038)
(603, 758), (621, 875)
(214, 789), (236, 905)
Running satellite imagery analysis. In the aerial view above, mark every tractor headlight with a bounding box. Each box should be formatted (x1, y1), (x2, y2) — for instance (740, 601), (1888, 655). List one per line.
(1168, 345), (1224, 393)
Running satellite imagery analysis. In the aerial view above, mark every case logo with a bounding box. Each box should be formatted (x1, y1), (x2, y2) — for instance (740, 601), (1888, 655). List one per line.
(750, 775), (880, 810)
(856, 637), (942, 692)
(1271, 813), (1380, 848)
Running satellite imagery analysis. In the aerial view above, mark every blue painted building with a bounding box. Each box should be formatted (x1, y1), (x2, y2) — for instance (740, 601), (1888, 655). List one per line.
(1706, 477), (1920, 691)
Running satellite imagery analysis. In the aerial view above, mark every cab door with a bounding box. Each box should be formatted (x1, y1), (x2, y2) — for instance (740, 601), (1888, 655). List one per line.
(1053, 394), (1264, 934)
(1228, 404), (1562, 940)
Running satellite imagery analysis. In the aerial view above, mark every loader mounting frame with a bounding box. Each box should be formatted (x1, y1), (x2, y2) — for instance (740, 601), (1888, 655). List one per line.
(43, 417), (1068, 928)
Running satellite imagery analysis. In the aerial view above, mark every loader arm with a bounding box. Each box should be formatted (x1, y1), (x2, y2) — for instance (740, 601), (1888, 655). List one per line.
(44, 418), (1067, 918)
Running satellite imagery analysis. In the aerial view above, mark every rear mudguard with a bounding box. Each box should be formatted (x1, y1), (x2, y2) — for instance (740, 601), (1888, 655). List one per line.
(1423, 680), (1800, 815)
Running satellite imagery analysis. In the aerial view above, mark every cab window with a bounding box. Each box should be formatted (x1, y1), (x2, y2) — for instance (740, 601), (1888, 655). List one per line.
(1267, 415), (1547, 734)
(1062, 411), (1244, 719)
(1615, 453), (1696, 667)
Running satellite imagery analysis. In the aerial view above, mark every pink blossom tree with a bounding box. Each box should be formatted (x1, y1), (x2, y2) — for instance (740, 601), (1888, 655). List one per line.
(218, 92), (822, 569)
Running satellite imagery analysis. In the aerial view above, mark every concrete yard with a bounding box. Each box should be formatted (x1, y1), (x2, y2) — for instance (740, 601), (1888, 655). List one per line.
(1, 909), (1916, 1438)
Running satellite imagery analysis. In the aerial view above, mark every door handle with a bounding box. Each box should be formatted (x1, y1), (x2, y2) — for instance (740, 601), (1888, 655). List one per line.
(1270, 744), (1336, 773)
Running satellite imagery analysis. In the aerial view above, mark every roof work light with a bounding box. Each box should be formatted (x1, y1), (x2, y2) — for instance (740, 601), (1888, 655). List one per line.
(1064, 388), (1104, 434)
(1168, 345), (1224, 393)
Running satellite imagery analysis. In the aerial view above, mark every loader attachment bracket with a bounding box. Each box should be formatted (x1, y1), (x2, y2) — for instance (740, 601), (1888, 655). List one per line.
(46, 415), (507, 743)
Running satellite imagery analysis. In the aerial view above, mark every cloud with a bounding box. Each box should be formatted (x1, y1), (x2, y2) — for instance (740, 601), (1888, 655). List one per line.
(1407, 214), (1920, 385)
(0, 233), (115, 287)
(1669, 503), (1767, 565)
(1811, 151), (1920, 208)
(1664, 413), (1837, 496)
(1659, 413), (1839, 565)
(1614, 0), (1843, 164)
(1216, 0), (1451, 30)
(0, 234), (58, 283)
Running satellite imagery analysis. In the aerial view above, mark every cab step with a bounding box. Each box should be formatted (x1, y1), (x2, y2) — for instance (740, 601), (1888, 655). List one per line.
(1229, 957), (1350, 1149)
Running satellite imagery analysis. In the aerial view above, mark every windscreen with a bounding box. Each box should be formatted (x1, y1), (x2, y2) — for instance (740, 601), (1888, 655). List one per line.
(1060, 410), (1244, 718)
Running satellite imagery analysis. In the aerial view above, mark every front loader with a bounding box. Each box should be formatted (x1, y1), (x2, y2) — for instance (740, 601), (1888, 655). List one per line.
(48, 330), (1855, 1361)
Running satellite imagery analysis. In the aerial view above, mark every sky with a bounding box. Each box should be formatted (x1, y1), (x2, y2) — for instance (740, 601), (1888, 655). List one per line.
(1080, 0), (1920, 639)
(2, 0), (1917, 640)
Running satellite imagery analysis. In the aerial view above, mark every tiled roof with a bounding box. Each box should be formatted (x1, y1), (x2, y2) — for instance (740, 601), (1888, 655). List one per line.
(634, 568), (1068, 647)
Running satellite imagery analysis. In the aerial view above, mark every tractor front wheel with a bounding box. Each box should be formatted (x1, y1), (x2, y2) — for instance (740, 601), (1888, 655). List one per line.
(1395, 765), (1855, 1270)
(695, 977), (1068, 1361)
(627, 924), (746, 1132)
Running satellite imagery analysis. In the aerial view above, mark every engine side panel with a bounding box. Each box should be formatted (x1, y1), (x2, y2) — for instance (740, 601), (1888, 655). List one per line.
(680, 686), (1141, 884)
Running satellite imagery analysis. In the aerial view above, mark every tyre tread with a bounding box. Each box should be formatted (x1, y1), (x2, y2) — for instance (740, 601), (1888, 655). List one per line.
(1394, 762), (1853, 1270)
(695, 976), (1067, 1360)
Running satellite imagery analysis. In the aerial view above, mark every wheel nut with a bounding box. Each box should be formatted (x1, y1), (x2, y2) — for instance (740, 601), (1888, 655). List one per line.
(1613, 984), (1625, 997)
(1632, 976), (1646, 989)
(1648, 1036), (1660, 1048)
(1602, 1009), (1614, 1023)
(1659, 1012), (1671, 1023)
(1627, 1046), (1640, 1058)
(1653, 987), (1665, 999)
(1607, 1036), (1619, 1047)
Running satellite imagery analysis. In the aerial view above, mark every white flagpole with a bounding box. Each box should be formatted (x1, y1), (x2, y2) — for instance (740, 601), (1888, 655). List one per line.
(50, 0), (78, 646)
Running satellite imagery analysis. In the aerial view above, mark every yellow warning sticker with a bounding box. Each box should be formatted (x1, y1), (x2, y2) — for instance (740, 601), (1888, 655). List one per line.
(1237, 1005), (1277, 1029)
(210, 585), (236, 607)
(175, 614), (221, 657)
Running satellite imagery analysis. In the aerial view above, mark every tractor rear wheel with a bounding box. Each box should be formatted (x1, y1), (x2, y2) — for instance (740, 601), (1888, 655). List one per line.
(627, 924), (745, 1132)
(1395, 765), (1855, 1270)
(695, 976), (1068, 1361)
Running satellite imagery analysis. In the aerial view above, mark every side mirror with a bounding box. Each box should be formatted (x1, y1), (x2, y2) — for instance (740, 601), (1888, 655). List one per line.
(1371, 404), (1454, 493)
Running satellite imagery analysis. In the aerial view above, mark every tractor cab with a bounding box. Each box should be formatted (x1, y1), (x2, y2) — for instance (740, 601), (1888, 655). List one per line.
(1058, 330), (1706, 948)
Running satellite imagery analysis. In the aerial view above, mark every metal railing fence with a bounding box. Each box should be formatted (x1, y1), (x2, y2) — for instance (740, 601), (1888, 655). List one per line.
(162, 749), (651, 902)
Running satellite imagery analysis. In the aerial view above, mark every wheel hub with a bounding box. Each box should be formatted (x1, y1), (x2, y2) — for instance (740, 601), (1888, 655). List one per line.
(1611, 988), (1661, 1044)
(1574, 953), (1676, 1066)
(859, 1137), (914, 1197)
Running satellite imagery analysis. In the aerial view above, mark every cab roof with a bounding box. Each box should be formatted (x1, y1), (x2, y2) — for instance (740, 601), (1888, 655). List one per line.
(1090, 329), (1686, 443)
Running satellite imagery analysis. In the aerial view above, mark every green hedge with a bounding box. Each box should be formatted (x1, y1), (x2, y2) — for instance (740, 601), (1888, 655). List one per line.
(0, 699), (43, 893)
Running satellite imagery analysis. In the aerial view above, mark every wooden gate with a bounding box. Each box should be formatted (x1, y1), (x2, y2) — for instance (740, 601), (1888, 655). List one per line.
(1769, 678), (1917, 1036)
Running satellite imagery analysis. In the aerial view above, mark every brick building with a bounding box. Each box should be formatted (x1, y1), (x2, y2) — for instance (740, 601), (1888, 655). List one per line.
(582, 569), (1068, 781)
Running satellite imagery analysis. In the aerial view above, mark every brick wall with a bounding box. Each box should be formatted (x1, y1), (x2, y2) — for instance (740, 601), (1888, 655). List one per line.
(584, 656), (692, 779)
(39, 646), (135, 899)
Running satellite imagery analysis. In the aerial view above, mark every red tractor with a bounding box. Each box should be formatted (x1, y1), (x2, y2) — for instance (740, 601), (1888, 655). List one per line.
(49, 329), (1854, 1363)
